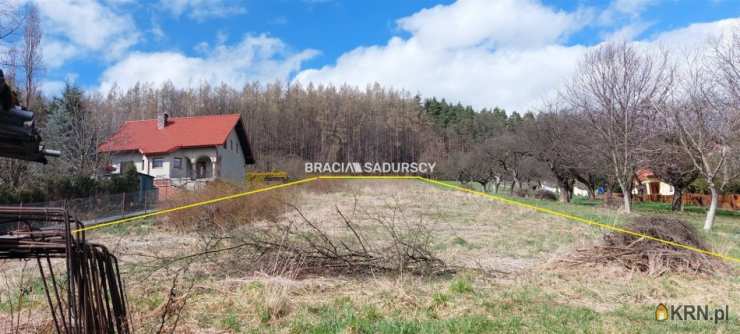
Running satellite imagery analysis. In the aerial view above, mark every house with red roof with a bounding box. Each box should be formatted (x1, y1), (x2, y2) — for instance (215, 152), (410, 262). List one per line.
(633, 168), (674, 196)
(99, 113), (254, 186)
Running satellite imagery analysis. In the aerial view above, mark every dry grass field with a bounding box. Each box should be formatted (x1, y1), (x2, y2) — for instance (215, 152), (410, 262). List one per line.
(2, 179), (739, 333)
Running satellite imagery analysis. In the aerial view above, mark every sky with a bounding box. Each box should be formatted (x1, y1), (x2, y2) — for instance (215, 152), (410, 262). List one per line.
(5, 0), (740, 112)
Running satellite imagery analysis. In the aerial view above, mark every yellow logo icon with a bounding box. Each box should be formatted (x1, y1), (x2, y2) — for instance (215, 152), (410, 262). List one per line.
(656, 303), (669, 321)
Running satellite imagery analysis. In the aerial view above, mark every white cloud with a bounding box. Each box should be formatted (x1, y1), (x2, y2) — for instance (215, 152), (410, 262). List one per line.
(596, 0), (657, 40)
(296, 0), (592, 111)
(40, 73), (77, 96)
(610, 0), (655, 17)
(40, 80), (66, 96)
(295, 0), (740, 112)
(41, 40), (78, 68)
(601, 21), (653, 41)
(395, 0), (592, 50)
(598, 0), (657, 26)
(98, 34), (319, 93)
(159, 0), (247, 21)
(649, 18), (740, 52)
(35, 0), (140, 67)
(150, 20), (166, 41)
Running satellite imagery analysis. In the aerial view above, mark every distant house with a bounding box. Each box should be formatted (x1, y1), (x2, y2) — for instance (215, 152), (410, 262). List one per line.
(633, 169), (674, 196)
(99, 113), (255, 187)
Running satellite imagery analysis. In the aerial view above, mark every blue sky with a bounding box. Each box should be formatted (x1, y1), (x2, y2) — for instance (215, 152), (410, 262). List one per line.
(9, 0), (740, 111)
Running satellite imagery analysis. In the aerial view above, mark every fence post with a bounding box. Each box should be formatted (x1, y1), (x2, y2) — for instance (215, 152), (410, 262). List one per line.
(122, 192), (126, 216)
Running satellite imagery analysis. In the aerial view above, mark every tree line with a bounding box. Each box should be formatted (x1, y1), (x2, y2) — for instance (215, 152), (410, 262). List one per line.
(447, 36), (740, 231)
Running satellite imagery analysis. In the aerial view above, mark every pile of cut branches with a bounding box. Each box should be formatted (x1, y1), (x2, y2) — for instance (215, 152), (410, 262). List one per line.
(563, 217), (726, 276)
(233, 204), (448, 277)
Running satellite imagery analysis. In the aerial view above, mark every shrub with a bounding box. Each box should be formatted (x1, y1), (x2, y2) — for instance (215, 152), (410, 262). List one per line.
(449, 276), (474, 294)
(164, 180), (292, 232)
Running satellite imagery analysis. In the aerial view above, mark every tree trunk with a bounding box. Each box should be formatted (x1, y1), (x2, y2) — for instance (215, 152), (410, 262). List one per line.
(618, 179), (631, 213)
(622, 191), (631, 213)
(587, 187), (596, 200)
(671, 188), (684, 212)
(704, 186), (719, 231)
(559, 187), (571, 203)
(479, 181), (488, 192)
(557, 177), (573, 203)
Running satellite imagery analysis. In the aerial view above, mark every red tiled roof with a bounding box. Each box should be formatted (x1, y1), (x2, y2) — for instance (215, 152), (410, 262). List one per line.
(636, 168), (656, 182)
(99, 114), (253, 163)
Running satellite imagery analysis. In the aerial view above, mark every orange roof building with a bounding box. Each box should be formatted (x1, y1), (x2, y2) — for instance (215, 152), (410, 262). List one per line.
(99, 113), (254, 185)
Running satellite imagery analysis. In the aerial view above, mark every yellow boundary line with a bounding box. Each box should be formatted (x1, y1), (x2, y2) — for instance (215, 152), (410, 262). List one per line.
(416, 177), (739, 264)
(72, 175), (740, 264)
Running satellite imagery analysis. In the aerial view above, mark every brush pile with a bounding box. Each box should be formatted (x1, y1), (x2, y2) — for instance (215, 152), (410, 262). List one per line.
(232, 205), (448, 277)
(564, 216), (726, 276)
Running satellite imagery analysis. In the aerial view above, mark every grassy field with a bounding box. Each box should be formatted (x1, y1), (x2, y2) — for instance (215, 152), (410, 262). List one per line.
(2, 179), (738, 333)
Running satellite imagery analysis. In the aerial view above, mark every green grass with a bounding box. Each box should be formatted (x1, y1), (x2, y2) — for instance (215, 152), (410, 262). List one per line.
(95, 217), (156, 236)
(572, 197), (740, 218)
(436, 180), (739, 260)
(282, 284), (739, 334)
(222, 312), (243, 332)
(448, 276), (475, 295)
(0, 274), (52, 313)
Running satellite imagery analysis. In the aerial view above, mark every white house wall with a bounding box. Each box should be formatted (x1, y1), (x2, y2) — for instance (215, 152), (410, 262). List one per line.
(216, 129), (247, 184)
(158, 147), (218, 180)
(109, 152), (146, 174)
(659, 182), (674, 195)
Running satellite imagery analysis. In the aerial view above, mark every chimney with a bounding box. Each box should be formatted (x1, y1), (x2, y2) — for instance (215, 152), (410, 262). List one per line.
(157, 112), (169, 129)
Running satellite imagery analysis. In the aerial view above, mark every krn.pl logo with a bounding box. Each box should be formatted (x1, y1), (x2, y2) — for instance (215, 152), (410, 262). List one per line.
(656, 303), (669, 321)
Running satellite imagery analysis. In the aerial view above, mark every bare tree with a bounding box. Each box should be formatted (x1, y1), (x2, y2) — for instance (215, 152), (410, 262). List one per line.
(643, 128), (699, 211)
(485, 133), (530, 194)
(713, 30), (740, 106)
(456, 144), (503, 192)
(523, 102), (582, 202)
(21, 3), (42, 108)
(0, 1), (22, 43)
(1, 47), (17, 84)
(672, 33), (740, 230)
(565, 42), (673, 213)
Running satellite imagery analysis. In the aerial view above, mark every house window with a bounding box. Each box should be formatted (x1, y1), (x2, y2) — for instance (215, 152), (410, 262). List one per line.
(173, 158), (182, 169)
(152, 158), (164, 168)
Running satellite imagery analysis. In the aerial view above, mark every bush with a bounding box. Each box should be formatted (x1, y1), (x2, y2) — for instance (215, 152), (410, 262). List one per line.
(164, 180), (292, 232)
(43, 166), (140, 201)
(0, 186), (47, 204)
